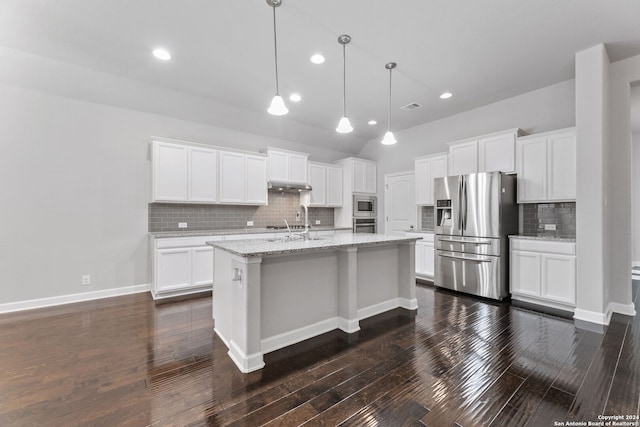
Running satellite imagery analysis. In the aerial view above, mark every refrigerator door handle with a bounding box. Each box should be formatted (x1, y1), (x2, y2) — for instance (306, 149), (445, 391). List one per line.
(462, 175), (468, 232)
(438, 252), (492, 263)
(437, 237), (491, 245)
(457, 177), (463, 231)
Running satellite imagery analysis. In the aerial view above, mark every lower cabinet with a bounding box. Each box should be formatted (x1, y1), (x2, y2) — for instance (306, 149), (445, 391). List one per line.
(153, 236), (223, 299)
(510, 237), (576, 311)
(408, 232), (434, 279)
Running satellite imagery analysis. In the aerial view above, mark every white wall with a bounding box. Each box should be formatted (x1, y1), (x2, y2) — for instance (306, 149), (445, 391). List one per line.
(633, 133), (640, 265)
(357, 79), (576, 232)
(0, 84), (352, 306)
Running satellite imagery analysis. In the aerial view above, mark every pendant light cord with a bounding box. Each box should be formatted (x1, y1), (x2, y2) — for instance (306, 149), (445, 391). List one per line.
(342, 43), (347, 117)
(272, 5), (280, 95)
(387, 67), (392, 132)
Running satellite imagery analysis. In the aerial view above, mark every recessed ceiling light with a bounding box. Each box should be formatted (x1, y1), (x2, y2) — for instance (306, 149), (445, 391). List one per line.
(368, 120), (377, 125)
(439, 92), (453, 99)
(152, 48), (171, 61)
(310, 54), (325, 64)
(289, 93), (302, 102)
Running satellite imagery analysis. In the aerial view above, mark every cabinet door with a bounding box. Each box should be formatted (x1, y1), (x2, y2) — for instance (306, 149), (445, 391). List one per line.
(547, 132), (576, 201)
(188, 147), (217, 202)
(353, 160), (366, 193)
(431, 156), (448, 181)
(364, 162), (377, 194)
(245, 155), (268, 205)
(308, 163), (327, 206)
(517, 137), (547, 202)
(153, 142), (188, 201)
(269, 151), (289, 182)
(155, 248), (191, 293)
(219, 151), (245, 203)
(479, 133), (516, 173)
(541, 254), (576, 305)
(415, 159), (432, 205)
(192, 246), (214, 287)
(448, 140), (478, 175)
(510, 250), (541, 297)
(423, 241), (435, 277)
(289, 154), (308, 184)
(326, 166), (343, 207)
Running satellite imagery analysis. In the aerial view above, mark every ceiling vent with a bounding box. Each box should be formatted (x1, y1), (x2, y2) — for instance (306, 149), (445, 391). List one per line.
(400, 102), (422, 111)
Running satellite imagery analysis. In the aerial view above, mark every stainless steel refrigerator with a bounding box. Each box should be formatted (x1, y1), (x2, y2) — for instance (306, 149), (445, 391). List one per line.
(433, 172), (518, 300)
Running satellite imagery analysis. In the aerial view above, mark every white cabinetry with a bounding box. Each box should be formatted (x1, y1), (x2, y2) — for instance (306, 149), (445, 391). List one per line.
(415, 153), (448, 205)
(306, 162), (343, 207)
(267, 148), (309, 184)
(152, 140), (217, 203)
(153, 235), (223, 299)
(516, 128), (576, 203)
(337, 157), (377, 194)
(447, 129), (522, 176)
(510, 237), (576, 311)
(219, 151), (268, 205)
(408, 232), (435, 278)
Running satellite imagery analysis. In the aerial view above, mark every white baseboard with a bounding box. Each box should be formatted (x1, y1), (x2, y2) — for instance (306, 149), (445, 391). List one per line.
(573, 307), (613, 326)
(399, 297), (418, 310)
(511, 294), (575, 313)
(337, 317), (360, 334)
(0, 284), (151, 314)
(261, 317), (340, 354)
(357, 298), (402, 320)
(608, 302), (637, 317)
(228, 340), (265, 373)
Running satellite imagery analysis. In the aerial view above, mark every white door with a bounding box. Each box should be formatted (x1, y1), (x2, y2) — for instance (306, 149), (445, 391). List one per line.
(541, 254), (576, 305)
(547, 132), (576, 201)
(188, 147), (217, 202)
(479, 133), (516, 173)
(384, 172), (416, 235)
(153, 141), (188, 201)
(364, 163), (377, 193)
(245, 155), (268, 205)
(510, 250), (541, 297)
(326, 166), (343, 207)
(449, 140), (478, 175)
(219, 151), (245, 203)
(289, 154), (308, 184)
(353, 160), (366, 193)
(308, 163), (327, 206)
(517, 137), (547, 202)
(156, 248), (192, 294)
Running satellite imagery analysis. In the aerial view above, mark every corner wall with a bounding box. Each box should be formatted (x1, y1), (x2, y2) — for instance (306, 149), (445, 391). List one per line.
(634, 133), (640, 266)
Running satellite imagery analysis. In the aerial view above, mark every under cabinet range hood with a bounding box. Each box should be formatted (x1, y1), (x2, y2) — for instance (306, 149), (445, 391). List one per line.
(267, 181), (312, 193)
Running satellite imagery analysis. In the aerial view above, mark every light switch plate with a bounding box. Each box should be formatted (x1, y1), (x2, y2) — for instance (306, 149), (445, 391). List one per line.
(178, 222), (187, 228)
(544, 224), (556, 231)
(247, 221), (254, 226)
(315, 220), (321, 225)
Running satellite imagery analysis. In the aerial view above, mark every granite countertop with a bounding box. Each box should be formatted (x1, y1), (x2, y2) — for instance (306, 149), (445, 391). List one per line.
(208, 233), (422, 257)
(509, 235), (576, 243)
(405, 229), (434, 234)
(149, 226), (352, 239)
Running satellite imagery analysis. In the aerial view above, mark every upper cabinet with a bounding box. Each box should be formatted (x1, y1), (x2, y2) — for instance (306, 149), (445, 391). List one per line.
(305, 162), (343, 207)
(516, 127), (576, 203)
(219, 152), (268, 205)
(415, 153), (448, 205)
(152, 140), (217, 203)
(447, 129), (523, 175)
(267, 148), (309, 184)
(351, 158), (377, 194)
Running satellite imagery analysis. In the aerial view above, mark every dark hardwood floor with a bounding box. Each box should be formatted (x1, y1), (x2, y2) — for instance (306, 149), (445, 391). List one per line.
(1, 282), (639, 426)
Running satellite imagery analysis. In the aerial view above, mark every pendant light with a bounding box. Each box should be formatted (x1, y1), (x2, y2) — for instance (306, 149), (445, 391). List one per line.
(335, 34), (353, 133)
(266, 0), (288, 116)
(381, 62), (397, 145)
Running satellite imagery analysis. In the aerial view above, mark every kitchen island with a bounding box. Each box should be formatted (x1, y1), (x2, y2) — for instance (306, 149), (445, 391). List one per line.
(208, 233), (420, 373)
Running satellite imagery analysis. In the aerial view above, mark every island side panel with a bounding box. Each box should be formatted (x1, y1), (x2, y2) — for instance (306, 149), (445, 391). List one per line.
(337, 247), (360, 333)
(356, 244), (403, 319)
(213, 247), (233, 347)
(398, 241), (418, 310)
(260, 251), (339, 354)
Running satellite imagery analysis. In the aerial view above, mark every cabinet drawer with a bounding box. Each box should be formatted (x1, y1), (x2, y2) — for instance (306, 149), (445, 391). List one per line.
(510, 238), (575, 255)
(155, 235), (224, 249)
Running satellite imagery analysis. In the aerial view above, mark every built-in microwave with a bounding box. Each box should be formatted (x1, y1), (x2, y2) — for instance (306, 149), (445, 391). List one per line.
(353, 195), (377, 217)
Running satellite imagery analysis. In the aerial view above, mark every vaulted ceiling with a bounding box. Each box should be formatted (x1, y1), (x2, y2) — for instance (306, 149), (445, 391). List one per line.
(1, 1), (639, 152)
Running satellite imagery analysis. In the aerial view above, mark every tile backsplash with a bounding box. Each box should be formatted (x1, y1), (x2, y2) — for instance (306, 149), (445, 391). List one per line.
(420, 207), (435, 231)
(522, 202), (576, 238)
(149, 191), (335, 232)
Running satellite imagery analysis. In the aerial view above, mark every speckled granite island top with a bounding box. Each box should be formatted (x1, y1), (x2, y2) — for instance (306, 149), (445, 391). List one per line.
(509, 235), (576, 243)
(207, 233), (422, 257)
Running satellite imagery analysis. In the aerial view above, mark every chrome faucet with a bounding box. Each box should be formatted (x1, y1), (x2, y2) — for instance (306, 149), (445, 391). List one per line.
(283, 218), (292, 239)
(300, 204), (309, 240)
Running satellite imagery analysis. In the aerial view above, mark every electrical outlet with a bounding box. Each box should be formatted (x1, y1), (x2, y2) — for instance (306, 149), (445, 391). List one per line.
(315, 220), (321, 225)
(296, 211), (301, 221)
(82, 275), (91, 286)
(178, 222), (187, 228)
(544, 224), (556, 231)
(247, 221), (254, 226)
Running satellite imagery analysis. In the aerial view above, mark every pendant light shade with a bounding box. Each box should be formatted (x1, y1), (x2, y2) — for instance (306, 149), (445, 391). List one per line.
(381, 62), (397, 145)
(266, 0), (288, 116)
(335, 34), (353, 134)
